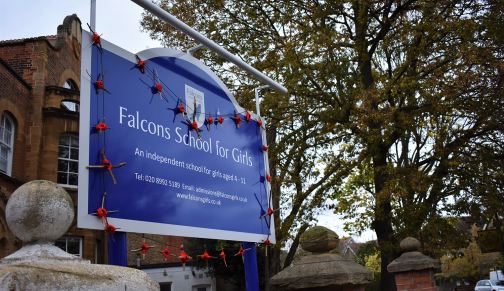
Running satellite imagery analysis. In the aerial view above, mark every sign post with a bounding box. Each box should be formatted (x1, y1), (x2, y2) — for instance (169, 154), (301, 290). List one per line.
(79, 30), (279, 291)
(81, 3), (286, 288)
(244, 242), (260, 291)
(108, 232), (127, 266)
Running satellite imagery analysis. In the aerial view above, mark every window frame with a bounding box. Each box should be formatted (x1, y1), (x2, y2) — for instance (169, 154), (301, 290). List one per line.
(192, 285), (210, 291)
(0, 112), (15, 176)
(55, 236), (83, 257)
(159, 283), (172, 291)
(63, 79), (78, 90)
(61, 100), (80, 112)
(57, 133), (79, 188)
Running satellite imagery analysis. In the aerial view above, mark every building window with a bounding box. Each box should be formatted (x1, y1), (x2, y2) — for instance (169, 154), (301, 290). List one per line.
(62, 79), (79, 112)
(55, 236), (82, 257)
(159, 283), (171, 291)
(63, 79), (78, 90)
(0, 113), (14, 176)
(61, 100), (79, 112)
(58, 134), (79, 187)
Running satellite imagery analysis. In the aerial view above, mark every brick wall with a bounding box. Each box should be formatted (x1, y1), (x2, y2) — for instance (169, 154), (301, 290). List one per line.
(394, 269), (436, 291)
(0, 61), (30, 111)
(0, 16), (82, 183)
(0, 42), (38, 87)
(0, 61), (30, 181)
(0, 15), (109, 264)
(45, 36), (80, 87)
(0, 35), (80, 89)
(1, 39), (47, 181)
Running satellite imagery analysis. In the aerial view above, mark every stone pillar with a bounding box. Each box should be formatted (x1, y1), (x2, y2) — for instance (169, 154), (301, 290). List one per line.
(0, 180), (159, 290)
(387, 237), (439, 291)
(270, 226), (373, 291)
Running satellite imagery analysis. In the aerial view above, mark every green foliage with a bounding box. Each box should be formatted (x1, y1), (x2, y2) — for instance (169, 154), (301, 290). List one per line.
(141, 0), (504, 289)
(436, 225), (503, 284)
(356, 241), (379, 267)
(437, 241), (503, 284)
(365, 253), (381, 273)
(356, 242), (381, 291)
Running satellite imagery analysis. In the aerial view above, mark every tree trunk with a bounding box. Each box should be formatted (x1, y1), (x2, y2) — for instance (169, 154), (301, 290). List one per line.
(379, 245), (398, 291)
(265, 250), (270, 291)
(282, 224), (309, 269)
(375, 209), (398, 291)
(373, 146), (398, 291)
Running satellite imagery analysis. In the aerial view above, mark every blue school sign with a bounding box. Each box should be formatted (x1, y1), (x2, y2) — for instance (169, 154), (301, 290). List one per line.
(78, 30), (274, 243)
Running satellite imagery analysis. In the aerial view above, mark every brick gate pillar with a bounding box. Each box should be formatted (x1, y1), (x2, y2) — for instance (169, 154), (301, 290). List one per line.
(387, 237), (440, 291)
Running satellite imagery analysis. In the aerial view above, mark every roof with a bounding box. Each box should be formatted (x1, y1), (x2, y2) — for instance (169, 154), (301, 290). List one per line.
(0, 14), (81, 51)
(0, 36), (53, 45)
(336, 238), (355, 253)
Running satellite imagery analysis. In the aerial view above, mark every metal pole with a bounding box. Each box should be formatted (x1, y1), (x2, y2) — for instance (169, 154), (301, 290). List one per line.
(109, 232), (128, 266)
(90, 0), (96, 31)
(243, 242), (260, 291)
(130, 0), (287, 95)
(255, 85), (270, 117)
(265, 251), (270, 291)
(254, 84), (271, 291)
(187, 44), (206, 55)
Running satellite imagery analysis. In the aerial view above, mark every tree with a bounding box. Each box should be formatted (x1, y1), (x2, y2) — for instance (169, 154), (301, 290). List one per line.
(437, 226), (503, 284)
(356, 240), (379, 267)
(364, 254), (382, 291)
(356, 242), (381, 291)
(140, 0), (504, 290)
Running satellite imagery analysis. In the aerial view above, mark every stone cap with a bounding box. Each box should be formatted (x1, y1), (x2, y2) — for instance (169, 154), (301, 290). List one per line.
(1, 180), (86, 265)
(387, 237), (439, 273)
(299, 226), (339, 253)
(271, 226), (373, 290)
(5, 180), (74, 243)
(0, 243), (89, 266)
(0, 262), (159, 290)
(400, 237), (421, 252)
(271, 252), (374, 290)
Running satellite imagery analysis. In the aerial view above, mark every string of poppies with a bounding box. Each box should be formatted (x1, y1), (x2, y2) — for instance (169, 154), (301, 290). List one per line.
(86, 29), (274, 256)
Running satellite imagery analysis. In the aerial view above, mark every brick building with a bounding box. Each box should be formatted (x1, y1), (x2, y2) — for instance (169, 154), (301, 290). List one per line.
(0, 14), (217, 291)
(337, 237), (364, 260)
(0, 15), (108, 263)
(0, 15), (224, 291)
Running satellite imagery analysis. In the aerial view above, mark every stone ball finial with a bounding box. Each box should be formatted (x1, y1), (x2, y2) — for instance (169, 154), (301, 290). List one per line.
(400, 237), (421, 252)
(6, 180), (74, 243)
(300, 226), (339, 252)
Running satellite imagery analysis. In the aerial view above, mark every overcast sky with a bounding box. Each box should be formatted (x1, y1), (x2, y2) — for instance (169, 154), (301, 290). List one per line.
(0, 0), (162, 53)
(0, 0), (375, 243)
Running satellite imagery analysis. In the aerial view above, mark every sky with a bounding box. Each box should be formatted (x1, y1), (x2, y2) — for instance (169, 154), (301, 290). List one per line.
(0, 0), (375, 243)
(0, 0), (162, 53)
